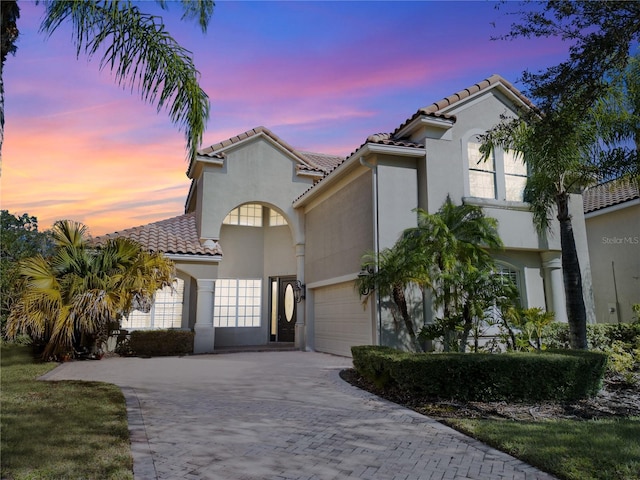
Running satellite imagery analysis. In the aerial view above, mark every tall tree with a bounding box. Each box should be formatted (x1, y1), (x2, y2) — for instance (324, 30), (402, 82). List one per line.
(0, 0), (214, 162)
(498, 1), (640, 112)
(0, 211), (54, 335)
(6, 220), (175, 359)
(479, 105), (600, 349)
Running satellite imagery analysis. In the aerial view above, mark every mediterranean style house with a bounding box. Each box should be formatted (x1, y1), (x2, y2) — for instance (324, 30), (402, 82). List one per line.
(583, 178), (640, 324)
(97, 74), (596, 357)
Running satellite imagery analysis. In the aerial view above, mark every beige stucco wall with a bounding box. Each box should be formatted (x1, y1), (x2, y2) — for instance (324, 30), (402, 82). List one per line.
(304, 170), (374, 285)
(197, 138), (315, 241)
(586, 203), (640, 323)
(186, 135), (315, 348)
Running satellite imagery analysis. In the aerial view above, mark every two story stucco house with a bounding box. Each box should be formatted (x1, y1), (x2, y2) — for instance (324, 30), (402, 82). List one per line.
(98, 74), (594, 357)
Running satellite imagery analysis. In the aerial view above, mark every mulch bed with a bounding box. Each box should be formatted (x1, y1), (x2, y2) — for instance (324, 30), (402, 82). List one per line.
(340, 368), (640, 421)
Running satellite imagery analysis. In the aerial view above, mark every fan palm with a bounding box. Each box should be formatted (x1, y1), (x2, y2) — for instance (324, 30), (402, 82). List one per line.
(6, 220), (174, 359)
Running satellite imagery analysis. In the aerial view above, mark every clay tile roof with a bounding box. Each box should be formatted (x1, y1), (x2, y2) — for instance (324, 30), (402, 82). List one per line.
(583, 177), (640, 213)
(92, 212), (222, 257)
(393, 74), (536, 136)
(296, 151), (344, 172)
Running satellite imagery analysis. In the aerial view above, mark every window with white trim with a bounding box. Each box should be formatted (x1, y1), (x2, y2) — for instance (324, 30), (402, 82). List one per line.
(223, 204), (263, 227)
(122, 279), (184, 329)
(466, 137), (528, 202)
(485, 263), (521, 323)
(214, 279), (262, 327)
(504, 150), (527, 202)
(468, 141), (496, 199)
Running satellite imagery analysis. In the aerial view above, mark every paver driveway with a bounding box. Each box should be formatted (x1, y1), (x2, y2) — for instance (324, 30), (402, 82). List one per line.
(42, 351), (556, 480)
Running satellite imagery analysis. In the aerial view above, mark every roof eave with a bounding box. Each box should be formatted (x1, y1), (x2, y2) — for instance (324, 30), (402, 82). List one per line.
(395, 115), (455, 139)
(165, 253), (223, 263)
(293, 143), (424, 208)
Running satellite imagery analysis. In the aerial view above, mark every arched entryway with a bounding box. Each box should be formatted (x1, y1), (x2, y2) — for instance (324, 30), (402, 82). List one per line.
(215, 202), (298, 347)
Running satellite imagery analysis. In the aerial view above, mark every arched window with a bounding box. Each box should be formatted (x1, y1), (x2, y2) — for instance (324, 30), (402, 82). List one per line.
(223, 204), (263, 226)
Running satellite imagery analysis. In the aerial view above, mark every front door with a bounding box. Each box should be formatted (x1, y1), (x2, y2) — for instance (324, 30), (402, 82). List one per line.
(270, 276), (296, 342)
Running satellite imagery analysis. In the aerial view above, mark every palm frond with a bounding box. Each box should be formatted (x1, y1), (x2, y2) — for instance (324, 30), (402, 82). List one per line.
(39, 1), (210, 162)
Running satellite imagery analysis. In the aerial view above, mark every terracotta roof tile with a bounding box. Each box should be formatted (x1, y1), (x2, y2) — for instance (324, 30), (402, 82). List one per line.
(393, 74), (536, 136)
(297, 151), (344, 172)
(93, 212), (222, 257)
(583, 178), (640, 213)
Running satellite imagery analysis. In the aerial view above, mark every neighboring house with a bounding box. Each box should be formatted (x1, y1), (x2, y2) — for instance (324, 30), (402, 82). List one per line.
(97, 74), (595, 357)
(583, 178), (640, 323)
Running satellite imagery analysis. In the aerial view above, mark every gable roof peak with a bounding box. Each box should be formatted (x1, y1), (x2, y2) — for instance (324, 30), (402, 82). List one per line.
(393, 74), (535, 137)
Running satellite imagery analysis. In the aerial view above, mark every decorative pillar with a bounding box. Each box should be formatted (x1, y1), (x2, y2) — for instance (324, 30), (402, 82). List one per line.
(194, 279), (215, 354)
(541, 252), (568, 323)
(295, 243), (306, 351)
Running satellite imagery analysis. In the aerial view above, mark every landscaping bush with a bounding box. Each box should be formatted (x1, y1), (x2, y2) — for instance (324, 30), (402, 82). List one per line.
(351, 345), (608, 402)
(543, 323), (640, 382)
(124, 330), (194, 357)
(351, 345), (398, 388)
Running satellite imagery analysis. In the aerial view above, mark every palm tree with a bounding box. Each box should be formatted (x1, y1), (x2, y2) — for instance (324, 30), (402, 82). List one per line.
(0, 0), (214, 162)
(357, 245), (424, 350)
(404, 197), (506, 351)
(357, 196), (508, 352)
(479, 105), (599, 349)
(6, 220), (174, 359)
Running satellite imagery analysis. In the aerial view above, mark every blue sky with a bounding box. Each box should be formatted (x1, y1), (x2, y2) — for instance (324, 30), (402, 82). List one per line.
(2, 1), (570, 234)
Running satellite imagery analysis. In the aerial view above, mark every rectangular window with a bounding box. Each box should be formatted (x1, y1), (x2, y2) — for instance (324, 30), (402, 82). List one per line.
(223, 204), (263, 227)
(122, 279), (184, 329)
(504, 150), (527, 202)
(468, 142), (496, 199)
(214, 279), (261, 327)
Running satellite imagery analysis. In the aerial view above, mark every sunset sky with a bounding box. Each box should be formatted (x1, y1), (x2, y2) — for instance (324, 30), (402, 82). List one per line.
(1, 1), (570, 236)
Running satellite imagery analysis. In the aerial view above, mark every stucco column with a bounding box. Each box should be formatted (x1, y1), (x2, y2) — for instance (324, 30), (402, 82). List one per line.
(541, 252), (568, 323)
(194, 279), (215, 354)
(295, 243), (306, 351)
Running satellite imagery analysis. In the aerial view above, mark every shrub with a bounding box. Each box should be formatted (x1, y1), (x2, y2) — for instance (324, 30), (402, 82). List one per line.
(125, 330), (194, 357)
(543, 323), (640, 382)
(351, 345), (607, 402)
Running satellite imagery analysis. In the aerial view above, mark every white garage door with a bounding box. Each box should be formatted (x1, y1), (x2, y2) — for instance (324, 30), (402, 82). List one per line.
(314, 281), (373, 357)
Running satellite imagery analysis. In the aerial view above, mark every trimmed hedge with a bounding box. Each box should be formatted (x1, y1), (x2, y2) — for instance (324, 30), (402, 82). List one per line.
(125, 330), (194, 357)
(351, 345), (608, 402)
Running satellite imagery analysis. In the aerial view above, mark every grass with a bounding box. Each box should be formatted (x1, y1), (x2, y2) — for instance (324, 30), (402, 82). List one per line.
(1, 344), (133, 480)
(447, 416), (640, 480)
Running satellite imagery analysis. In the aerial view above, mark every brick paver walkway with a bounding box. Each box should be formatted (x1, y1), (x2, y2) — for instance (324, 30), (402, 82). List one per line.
(41, 351), (556, 480)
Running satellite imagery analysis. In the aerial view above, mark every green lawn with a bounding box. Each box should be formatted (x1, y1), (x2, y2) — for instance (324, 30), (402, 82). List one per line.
(447, 416), (640, 480)
(1, 345), (133, 480)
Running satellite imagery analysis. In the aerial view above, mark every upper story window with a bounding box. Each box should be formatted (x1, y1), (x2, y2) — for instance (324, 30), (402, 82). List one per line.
(223, 204), (263, 227)
(504, 150), (527, 202)
(468, 141), (496, 199)
(269, 209), (287, 227)
(466, 136), (527, 202)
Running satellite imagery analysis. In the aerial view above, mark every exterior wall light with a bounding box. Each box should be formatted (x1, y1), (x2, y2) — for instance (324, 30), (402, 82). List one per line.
(357, 266), (375, 296)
